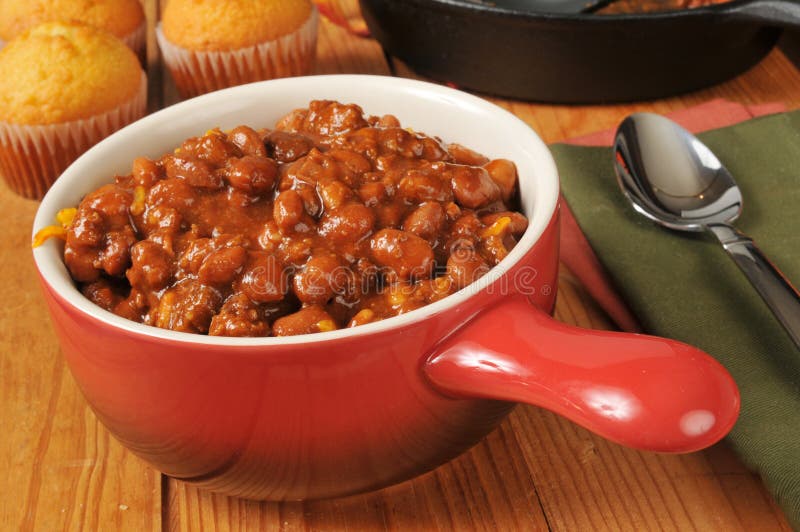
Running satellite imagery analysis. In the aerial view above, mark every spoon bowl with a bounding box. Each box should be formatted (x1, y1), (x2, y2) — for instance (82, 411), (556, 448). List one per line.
(614, 112), (800, 348)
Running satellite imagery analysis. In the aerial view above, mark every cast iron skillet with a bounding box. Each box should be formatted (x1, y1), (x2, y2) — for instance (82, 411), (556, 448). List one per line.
(359, 0), (800, 102)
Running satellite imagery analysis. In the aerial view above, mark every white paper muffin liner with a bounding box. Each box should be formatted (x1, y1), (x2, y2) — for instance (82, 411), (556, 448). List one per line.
(157, 6), (319, 99)
(0, 73), (147, 199)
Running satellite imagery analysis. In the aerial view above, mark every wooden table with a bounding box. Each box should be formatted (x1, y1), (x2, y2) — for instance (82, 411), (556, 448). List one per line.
(3, 2), (799, 530)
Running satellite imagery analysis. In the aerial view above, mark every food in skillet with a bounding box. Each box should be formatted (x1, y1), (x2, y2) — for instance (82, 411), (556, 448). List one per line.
(36, 100), (528, 337)
(596, 0), (729, 14)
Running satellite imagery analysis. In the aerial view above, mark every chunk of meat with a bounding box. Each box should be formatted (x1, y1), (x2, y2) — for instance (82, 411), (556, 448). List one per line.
(151, 280), (222, 333)
(209, 293), (270, 337)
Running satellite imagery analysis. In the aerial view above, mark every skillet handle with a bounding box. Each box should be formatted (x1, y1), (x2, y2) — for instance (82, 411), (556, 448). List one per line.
(725, 0), (800, 28)
(423, 296), (740, 453)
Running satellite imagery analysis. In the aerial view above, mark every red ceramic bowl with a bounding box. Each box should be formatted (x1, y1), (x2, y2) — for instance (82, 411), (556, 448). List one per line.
(32, 75), (740, 500)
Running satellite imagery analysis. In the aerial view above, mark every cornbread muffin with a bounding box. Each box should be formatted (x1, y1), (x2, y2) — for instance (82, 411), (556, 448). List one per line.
(0, 22), (147, 198)
(0, 0), (146, 55)
(158, 0), (318, 98)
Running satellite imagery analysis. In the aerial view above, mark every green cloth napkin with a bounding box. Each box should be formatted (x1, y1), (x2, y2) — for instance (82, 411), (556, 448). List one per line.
(552, 110), (800, 528)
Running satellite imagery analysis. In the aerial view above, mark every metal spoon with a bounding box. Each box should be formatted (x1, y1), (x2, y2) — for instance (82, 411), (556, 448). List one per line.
(613, 112), (800, 348)
(460, 0), (617, 15)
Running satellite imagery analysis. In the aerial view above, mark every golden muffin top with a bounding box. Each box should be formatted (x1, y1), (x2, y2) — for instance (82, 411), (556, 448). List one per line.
(0, 0), (145, 42)
(0, 22), (144, 125)
(162, 0), (313, 51)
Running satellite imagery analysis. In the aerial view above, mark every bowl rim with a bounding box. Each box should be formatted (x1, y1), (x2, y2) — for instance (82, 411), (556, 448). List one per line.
(32, 74), (559, 346)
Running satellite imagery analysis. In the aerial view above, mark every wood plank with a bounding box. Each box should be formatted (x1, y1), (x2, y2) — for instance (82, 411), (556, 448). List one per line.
(0, 185), (162, 531)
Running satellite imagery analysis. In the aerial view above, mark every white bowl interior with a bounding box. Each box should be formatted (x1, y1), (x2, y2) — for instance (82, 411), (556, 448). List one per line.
(32, 75), (559, 345)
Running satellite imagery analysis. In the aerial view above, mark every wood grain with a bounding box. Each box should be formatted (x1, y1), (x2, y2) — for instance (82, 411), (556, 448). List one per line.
(0, 0), (795, 530)
(0, 187), (162, 531)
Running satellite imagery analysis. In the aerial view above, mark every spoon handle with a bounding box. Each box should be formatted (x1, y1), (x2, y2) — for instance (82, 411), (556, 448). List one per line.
(708, 223), (800, 349)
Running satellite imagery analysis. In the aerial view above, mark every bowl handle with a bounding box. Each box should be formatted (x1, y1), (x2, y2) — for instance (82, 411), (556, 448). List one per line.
(423, 296), (740, 453)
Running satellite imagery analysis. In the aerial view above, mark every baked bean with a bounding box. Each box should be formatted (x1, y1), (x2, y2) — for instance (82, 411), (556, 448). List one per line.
(267, 130), (313, 163)
(447, 250), (490, 289)
(380, 128), (447, 161)
(228, 125), (267, 157)
(319, 203), (375, 243)
(177, 238), (213, 276)
(226, 188), (253, 208)
(376, 114), (400, 128)
(449, 165), (500, 209)
(84, 184), (132, 227)
(295, 184), (323, 218)
(347, 308), (376, 327)
(450, 212), (482, 238)
(327, 148), (372, 180)
(100, 227), (137, 277)
(64, 247), (100, 282)
(272, 305), (338, 336)
(132, 157), (163, 188)
(224, 155), (278, 195)
(146, 179), (197, 212)
(274, 108), (307, 132)
(480, 235), (510, 265)
(257, 220), (282, 251)
(164, 156), (222, 189)
(383, 281), (426, 314)
(370, 229), (434, 280)
(403, 202), (444, 241)
(414, 276), (455, 304)
(357, 181), (387, 206)
(334, 127), (379, 159)
(240, 252), (288, 303)
(398, 168), (453, 203)
(318, 179), (353, 212)
(198, 246), (247, 286)
(274, 189), (314, 233)
(114, 290), (148, 322)
(378, 128), (424, 158)
(444, 202), (462, 220)
(448, 143), (490, 166)
(293, 254), (344, 305)
(285, 148), (340, 186)
(81, 279), (122, 311)
(484, 159), (518, 202)
(373, 201), (405, 229)
(176, 131), (232, 166)
(68, 208), (104, 247)
(145, 205), (182, 234)
(281, 237), (314, 267)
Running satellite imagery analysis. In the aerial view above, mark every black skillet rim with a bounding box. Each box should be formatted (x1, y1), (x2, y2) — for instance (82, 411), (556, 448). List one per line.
(412, 0), (758, 22)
